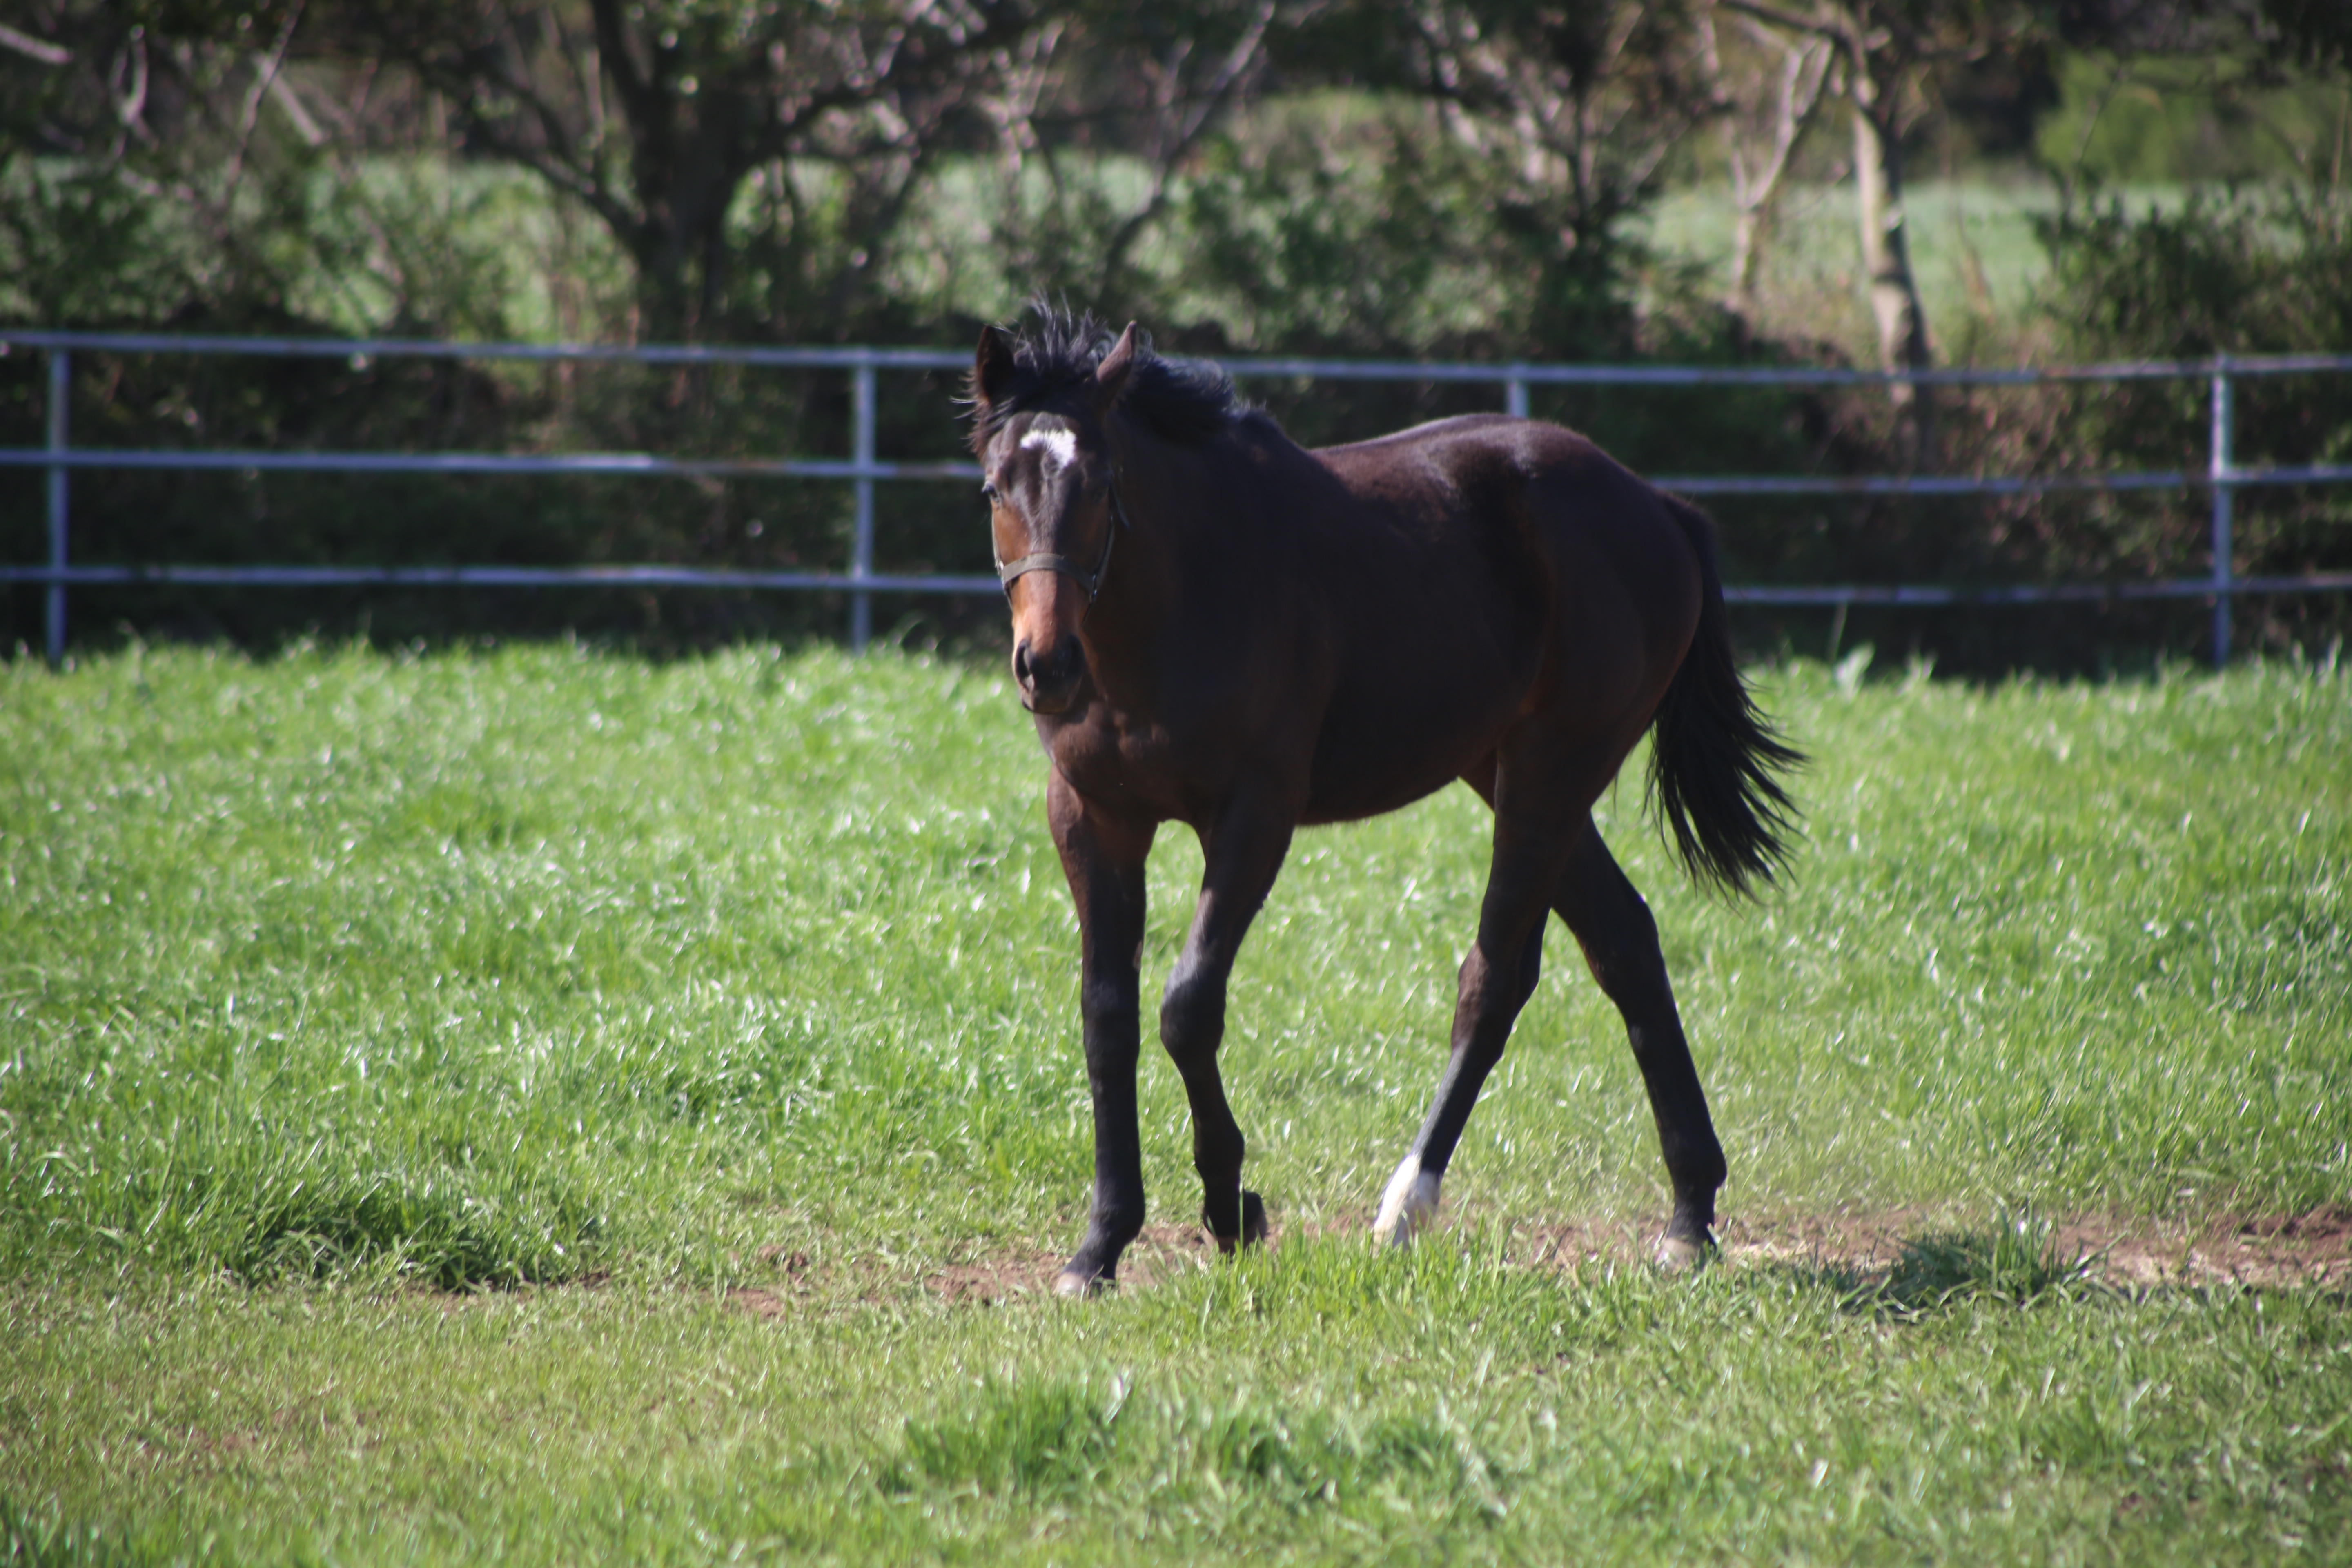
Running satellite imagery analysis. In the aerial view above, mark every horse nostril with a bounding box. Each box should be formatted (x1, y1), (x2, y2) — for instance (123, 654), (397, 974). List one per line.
(1012, 639), (1034, 687)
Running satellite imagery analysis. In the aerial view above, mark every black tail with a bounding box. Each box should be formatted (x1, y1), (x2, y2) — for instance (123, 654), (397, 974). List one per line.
(1647, 497), (1804, 898)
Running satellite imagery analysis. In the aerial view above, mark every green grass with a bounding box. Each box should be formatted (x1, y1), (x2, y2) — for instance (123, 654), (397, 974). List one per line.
(2, 641), (2348, 1563)
(7, 1245), (2348, 1565)
(1644, 178), (2081, 363)
(1640, 176), (2312, 371)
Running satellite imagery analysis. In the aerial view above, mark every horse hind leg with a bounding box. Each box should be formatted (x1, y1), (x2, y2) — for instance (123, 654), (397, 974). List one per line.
(1372, 919), (1542, 1245)
(1374, 755), (1574, 1248)
(1552, 822), (1727, 1270)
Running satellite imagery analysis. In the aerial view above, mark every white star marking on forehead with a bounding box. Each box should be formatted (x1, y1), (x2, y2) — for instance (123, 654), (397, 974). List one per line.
(1018, 424), (1079, 475)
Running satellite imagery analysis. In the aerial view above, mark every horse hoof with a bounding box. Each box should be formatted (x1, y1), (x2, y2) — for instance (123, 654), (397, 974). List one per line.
(1651, 1234), (1715, 1275)
(1205, 1190), (1271, 1254)
(1054, 1269), (1113, 1298)
(1371, 1154), (1441, 1249)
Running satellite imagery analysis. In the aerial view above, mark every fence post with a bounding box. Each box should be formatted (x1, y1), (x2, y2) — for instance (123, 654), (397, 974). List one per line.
(849, 359), (877, 653)
(1504, 369), (1529, 421)
(45, 348), (69, 669)
(2208, 361), (2234, 668)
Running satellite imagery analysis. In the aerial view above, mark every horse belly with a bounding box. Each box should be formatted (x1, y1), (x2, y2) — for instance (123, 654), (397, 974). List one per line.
(1293, 553), (1540, 823)
(1299, 683), (1519, 824)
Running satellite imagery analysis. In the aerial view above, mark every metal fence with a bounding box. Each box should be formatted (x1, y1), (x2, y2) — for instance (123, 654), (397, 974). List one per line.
(6, 329), (2352, 668)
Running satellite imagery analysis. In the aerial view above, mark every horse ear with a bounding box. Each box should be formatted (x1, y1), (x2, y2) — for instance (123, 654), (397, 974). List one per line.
(1092, 322), (1141, 412)
(971, 325), (1017, 423)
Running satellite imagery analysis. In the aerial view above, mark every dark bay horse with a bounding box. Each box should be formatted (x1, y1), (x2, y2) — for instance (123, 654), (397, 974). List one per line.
(966, 312), (1800, 1295)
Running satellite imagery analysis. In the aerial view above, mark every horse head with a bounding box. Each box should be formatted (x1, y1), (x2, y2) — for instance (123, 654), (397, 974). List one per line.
(969, 321), (1139, 715)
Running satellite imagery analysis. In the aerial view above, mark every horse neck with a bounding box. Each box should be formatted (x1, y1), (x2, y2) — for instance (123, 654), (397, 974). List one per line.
(1078, 418), (1216, 676)
(1100, 419), (1187, 592)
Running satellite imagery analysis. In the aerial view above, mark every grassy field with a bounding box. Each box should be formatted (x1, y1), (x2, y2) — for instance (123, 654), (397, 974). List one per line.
(1644, 178), (2069, 360)
(2, 641), (2347, 1563)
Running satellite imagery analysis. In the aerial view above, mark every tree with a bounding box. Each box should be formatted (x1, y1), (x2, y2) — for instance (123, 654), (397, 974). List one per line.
(1407, 1), (1712, 250)
(1083, 1), (1278, 307)
(1696, 2), (1834, 314)
(1711, 1), (2055, 462)
(328, 1), (1042, 339)
(1396, 0), (1720, 354)
(1718, 4), (1940, 380)
(0, 1), (352, 327)
(958, 0), (1282, 316)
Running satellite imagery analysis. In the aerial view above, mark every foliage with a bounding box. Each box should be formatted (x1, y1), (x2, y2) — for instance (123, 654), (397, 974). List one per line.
(1401, 0), (1719, 281)
(2034, 49), (2352, 184)
(1172, 101), (1508, 357)
(0, 3), (2347, 669)
(321, 0), (1038, 340)
(2038, 183), (2352, 357)
(2015, 185), (2352, 654)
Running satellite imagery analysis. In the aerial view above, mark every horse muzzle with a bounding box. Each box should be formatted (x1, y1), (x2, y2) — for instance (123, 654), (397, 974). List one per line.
(1013, 633), (1088, 714)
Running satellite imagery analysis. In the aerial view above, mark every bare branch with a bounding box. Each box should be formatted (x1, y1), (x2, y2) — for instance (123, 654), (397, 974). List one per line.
(1719, 0), (1838, 42)
(0, 20), (71, 67)
(220, 2), (307, 192)
(268, 72), (327, 147)
(111, 28), (154, 145)
(1096, 0), (1279, 301)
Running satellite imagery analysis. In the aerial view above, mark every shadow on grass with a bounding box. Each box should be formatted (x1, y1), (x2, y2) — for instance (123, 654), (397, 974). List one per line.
(878, 1373), (1495, 1521)
(1750, 1205), (2351, 1319)
(1740, 1206), (2107, 1320)
(1869, 1204), (2107, 1315)
(218, 1169), (604, 1291)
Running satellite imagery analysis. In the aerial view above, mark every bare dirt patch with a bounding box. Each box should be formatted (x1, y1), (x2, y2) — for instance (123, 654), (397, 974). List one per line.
(914, 1206), (2352, 1301)
(726, 1247), (814, 1318)
(923, 1223), (1221, 1303)
(719, 1225), (1221, 1313)
(924, 1244), (1060, 1305)
(1103, 1222), (1225, 1291)
(1516, 1206), (2352, 1290)
(2093, 1207), (2352, 1290)
(729, 1286), (791, 1319)
(722, 1205), (2349, 1315)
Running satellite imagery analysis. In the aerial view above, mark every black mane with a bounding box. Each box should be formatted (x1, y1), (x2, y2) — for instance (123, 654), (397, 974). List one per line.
(969, 307), (1250, 447)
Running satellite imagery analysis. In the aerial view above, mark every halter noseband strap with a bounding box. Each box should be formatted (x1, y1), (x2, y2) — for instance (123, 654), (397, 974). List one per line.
(995, 481), (1133, 605)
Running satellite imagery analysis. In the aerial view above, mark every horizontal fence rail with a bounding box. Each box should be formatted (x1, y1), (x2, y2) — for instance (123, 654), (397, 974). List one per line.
(7, 330), (2352, 666)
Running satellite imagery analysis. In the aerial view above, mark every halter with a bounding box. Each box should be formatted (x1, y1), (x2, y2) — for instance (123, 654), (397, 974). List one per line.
(993, 479), (1133, 605)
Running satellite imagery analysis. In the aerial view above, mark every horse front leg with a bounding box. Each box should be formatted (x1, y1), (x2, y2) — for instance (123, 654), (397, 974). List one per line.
(1161, 791), (1295, 1252)
(1047, 770), (1156, 1296)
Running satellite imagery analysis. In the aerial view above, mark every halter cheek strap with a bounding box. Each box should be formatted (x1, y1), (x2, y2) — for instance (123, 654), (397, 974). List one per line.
(995, 483), (1132, 605)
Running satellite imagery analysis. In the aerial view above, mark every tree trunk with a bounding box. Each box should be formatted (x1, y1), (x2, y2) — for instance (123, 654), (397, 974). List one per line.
(1848, 75), (1934, 461)
(1716, 21), (1831, 314)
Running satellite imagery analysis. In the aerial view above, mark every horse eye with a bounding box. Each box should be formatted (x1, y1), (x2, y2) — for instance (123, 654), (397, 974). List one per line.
(980, 482), (999, 504)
